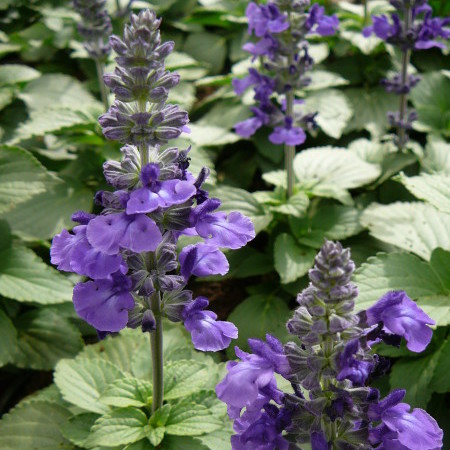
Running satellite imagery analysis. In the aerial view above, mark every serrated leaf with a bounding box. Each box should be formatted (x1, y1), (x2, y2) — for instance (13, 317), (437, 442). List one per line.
(0, 145), (51, 214)
(0, 309), (17, 367)
(361, 202), (450, 260)
(293, 147), (381, 205)
(430, 338), (450, 394)
(421, 136), (450, 175)
(344, 87), (398, 136)
(227, 294), (291, 357)
(86, 408), (148, 448)
(0, 246), (73, 304)
(274, 233), (316, 284)
(395, 172), (450, 213)
(305, 70), (349, 91)
(165, 402), (221, 436)
(354, 251), (449, 319)
(12, 308), (83, 370)
(410, 71), (450, 136)
(164, 360), (210, 400)
(416, 296), (450, 327)
(148, 426), (165, 446)
(290, 204), (363, 247)
(0, 64), (40, 84)
(60, 413), (99, 448)
(99, 377), (153, 408)
(149, 404), (171, 428)
(0, 401), (73, 450)
(270, 191), (309, 218)
(211, 185), (273, 234)
(2, 179), (93, 240)
(304, 89), (352, 139)
(54, 358), (124, 414)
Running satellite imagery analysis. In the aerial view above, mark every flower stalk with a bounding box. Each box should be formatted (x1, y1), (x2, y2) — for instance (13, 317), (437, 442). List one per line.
(95, 59), (109, 110)
(150, 291), (164, 412)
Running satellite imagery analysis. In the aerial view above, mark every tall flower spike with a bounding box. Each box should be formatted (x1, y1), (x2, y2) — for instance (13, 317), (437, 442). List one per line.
(216, 240), (443, 449)
(234, 0), (338, 196)
(363, 0), (449, 149)
(51, 8), (255, 416)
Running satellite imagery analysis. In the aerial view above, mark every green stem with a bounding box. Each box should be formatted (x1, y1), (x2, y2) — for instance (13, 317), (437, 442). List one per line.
(95, 59), (109, 111)
(115, 0), (121, 15)
(396, 4), (412, 150)
(150, 291), (163, 413)
(363, 0), (369, 27)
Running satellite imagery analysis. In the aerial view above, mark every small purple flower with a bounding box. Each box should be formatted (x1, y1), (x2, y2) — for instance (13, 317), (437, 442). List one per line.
(368, 390), (443, 450)
(86, 212), (163, 255)
(182, 297), (238, 351)
(243, 35), (278, 57)
(179, 242), (229, 279)
(366, 291), (435, 353)
(190, 198), (255, 250)
(306, 4), (339, 36)
(73, 272), (134, 332)
(363, 14), (401, 40)
(415, 13), (450, 50)
(311, 431), (330, 450)
(246, 2), (289, 38)
(269, 117), (306, 146)
(336, 339), (373, 386)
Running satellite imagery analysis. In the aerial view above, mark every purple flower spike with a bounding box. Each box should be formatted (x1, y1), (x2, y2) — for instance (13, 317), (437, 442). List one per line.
(87, 212), (163, 255)
(73, 272), (134, 332)
(182, 297), (238, 351)
(179, 243), (229, 280)
(366, 291), (435, 353)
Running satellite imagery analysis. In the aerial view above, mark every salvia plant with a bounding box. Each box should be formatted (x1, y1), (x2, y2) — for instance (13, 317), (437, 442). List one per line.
(73, 0), (112, 109)
(217, 240), (443, 449)
(50, 8), (255, 419)
(363, 0), (449, 149)
(233, 0), (339, 196)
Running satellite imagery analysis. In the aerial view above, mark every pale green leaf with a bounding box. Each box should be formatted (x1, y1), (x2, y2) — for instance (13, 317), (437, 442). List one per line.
(416, 296), (450, 326)
(187, 124), (240, 147)
(0, 402), (73, 450)
(270, 191), (309, 218)
(0, 64), (40, 84)
(341, 30), (382, 54)
(61, 413), (100, 448)
(395, 172), (450, 213)
(183, 32), (226, 74)
(430, 338), (450, 394)
(304, 89), (352, 139)
(421, 136), (450, 175)
(211, 185), (273, 234)
(165, 402), (221, 436)
(293, 147), (381, 205)
(54, 358), (124, 414)
(274, 233), (316, 284)
(305, 70), (349, 91)
(86, 408), (148, 448)
(164, 360), (210, 400)
(0, 309), (17, 367)
(361, 202), (450, 260)
(12, 308), (84, 370)
(0, 246), (73, 304)
(0, 145), (51, 214)
(99, 377), (153, 408)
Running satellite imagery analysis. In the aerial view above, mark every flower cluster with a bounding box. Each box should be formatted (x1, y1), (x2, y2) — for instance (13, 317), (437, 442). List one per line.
(217, 241), (443, 449)
(73, 0), (112, 60)
(363, 0), (449, 147)
(51, 10), (255, 352)
(233, 0), (339, 146)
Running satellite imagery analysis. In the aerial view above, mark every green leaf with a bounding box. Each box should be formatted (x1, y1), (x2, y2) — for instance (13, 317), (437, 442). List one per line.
(290, 204), (363, 247)
(164, 360), (210, 400)
(416, 296), (450, 327)
(0, 246), (73, 304)
(421, 136), (450, 175)
(99, 377), (153, 408)
(410, 71), (450, 136)
(183, 32), (226, 74)
(61, 413), (100, 448)
(390, 344), (444, 408)
(395, 172), (450, 213)
(0, 145), (52, 214)
(304, 70), (349, 91)
(187, 123), (240, 146)
(341, 30), (383, 54)
(0, 309), (17, 367)
(197, 428), (234, 450)
(148, 426), (165, 447)
(0, 64), (40, 84)
(274, 233), (316, 284)
(304, 89), (352, 139)
(163, 436), (209, 450)
(0, 86), (16, 110)
(211, 185), (273, 234)
(361, 202), (450, 260)
(149, 404), (171, 428)
(354, 251), (449, 319)
(227, 294), (291, 357)
(344, 87), (398, 136)
(12, 308), (84, 370)
(2, 179), (93, 240)
(270, 191), (309, 218)
(222, 246), (273, 279)
(86, 408), (148, 448)
(165, 401), (221, 436)
(430, 338), (450, 394)
(0, 401), (73, 450)
(54, 358), (124, 414)
(293, 147), (381, 205)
